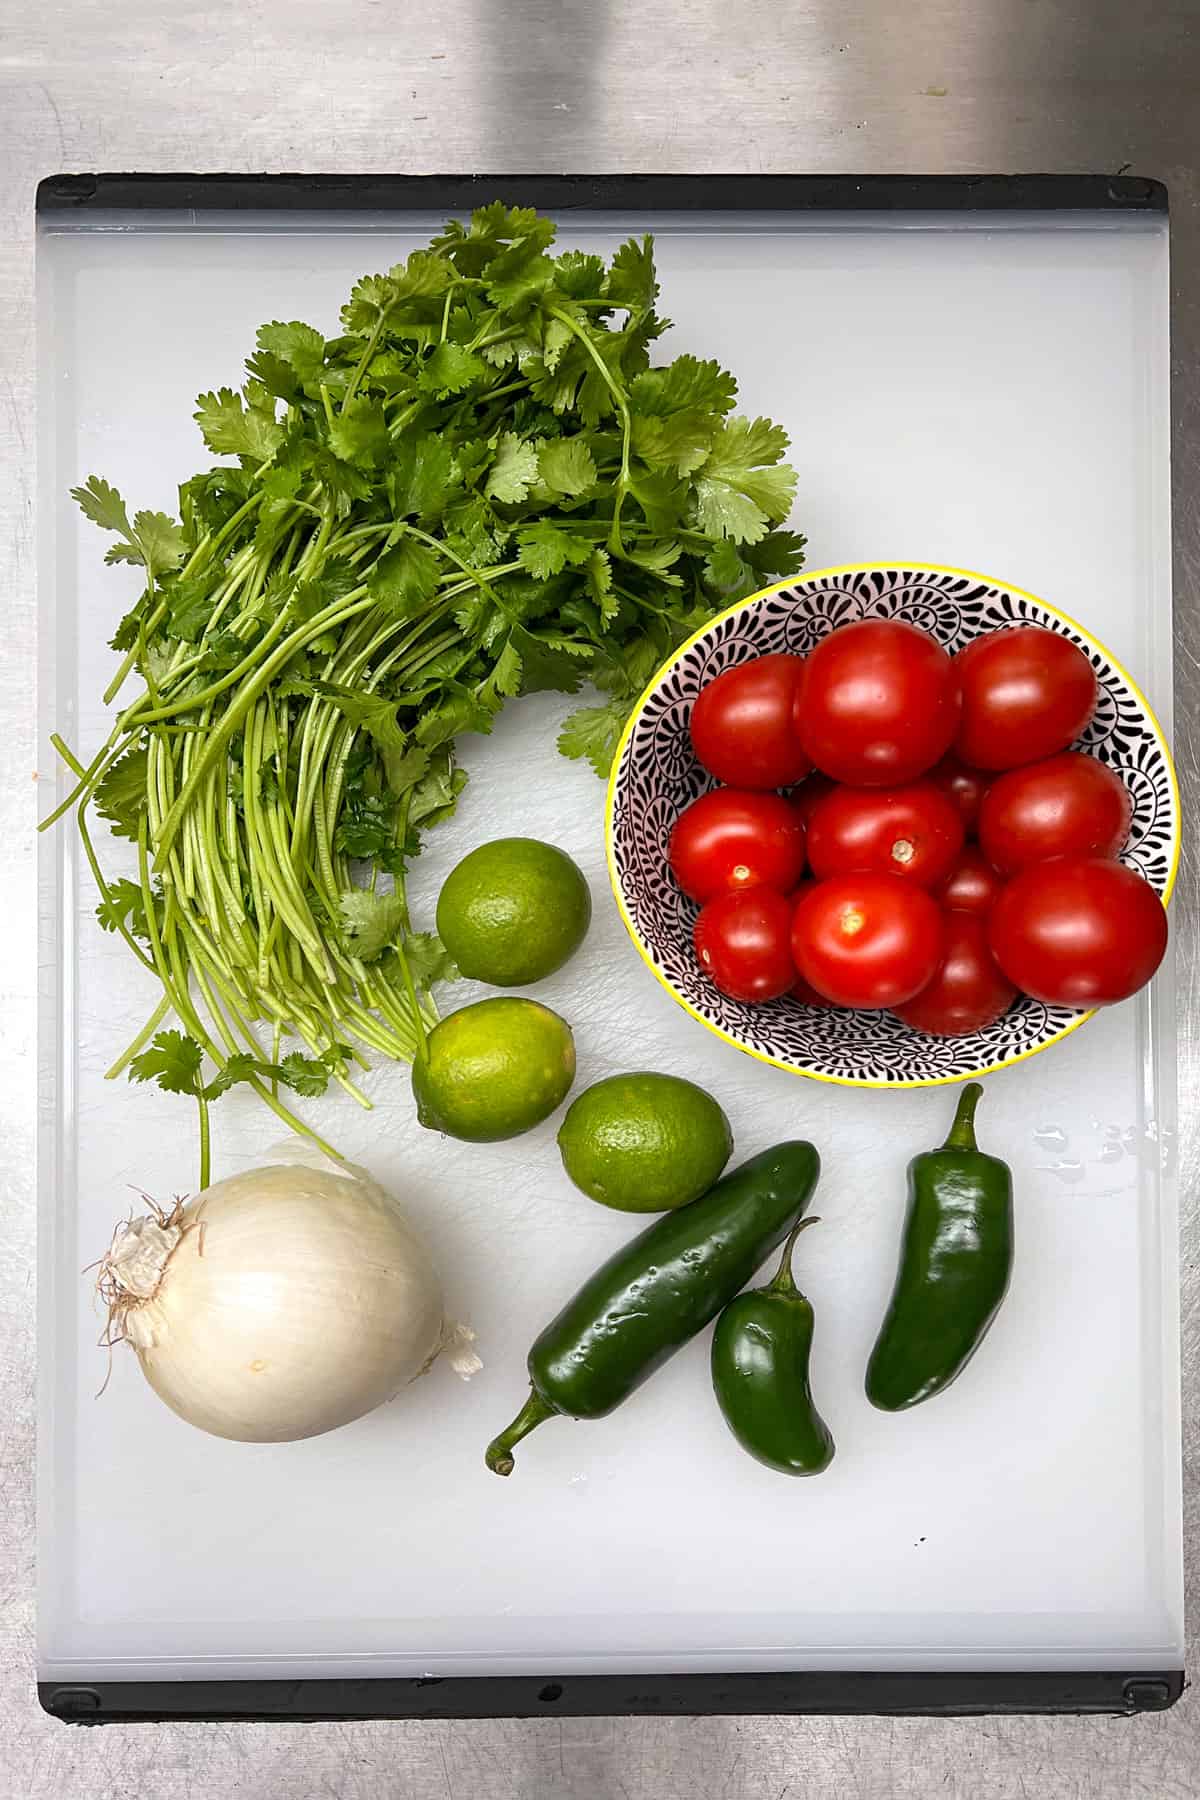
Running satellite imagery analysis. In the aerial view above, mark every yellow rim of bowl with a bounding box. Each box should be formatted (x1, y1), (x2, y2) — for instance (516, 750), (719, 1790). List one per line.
(603, 561), (1181, 1091)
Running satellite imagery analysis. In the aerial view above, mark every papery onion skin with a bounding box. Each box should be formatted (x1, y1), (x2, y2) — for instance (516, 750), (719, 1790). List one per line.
(111, 1159), (475, 1443)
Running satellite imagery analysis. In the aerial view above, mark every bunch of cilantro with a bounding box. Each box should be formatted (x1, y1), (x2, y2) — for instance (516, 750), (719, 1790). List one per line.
(43, 204), (803, 1179)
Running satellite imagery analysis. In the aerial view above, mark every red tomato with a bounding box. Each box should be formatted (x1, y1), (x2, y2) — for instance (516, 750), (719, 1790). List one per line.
(937, 846), (1004, 916)
(806, 781), (964, 889)
(791, 874), (943, 1009)
(978, 751), (1132, 875)
(988, 856), (1168, 1006)
(954, 626), (1098, 770)
(694, 888), (797, 1002)
(669, 789), (805, 903)
(790, 972), (840, 1007)
(929, 753), (990, 834)
(785, 882), (840, 1005)
(690, 654), (811, 788)
(893, 913), (1016, 1036)
(794, 618), (961, 785)
(791, 771), (836, 825)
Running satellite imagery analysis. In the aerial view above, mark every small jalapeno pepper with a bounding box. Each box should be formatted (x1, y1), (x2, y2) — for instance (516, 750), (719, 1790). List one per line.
(711, 1216), (834, 1476)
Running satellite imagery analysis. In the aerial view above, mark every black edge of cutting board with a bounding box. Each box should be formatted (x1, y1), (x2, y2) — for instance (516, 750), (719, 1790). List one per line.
(35, 169), (1178, 1724)
(40, 1670), (1185, 1724)
(35, 171), (1168, 214)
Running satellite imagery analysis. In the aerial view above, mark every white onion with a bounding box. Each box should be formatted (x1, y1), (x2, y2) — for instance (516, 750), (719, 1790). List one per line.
(97, 1146), (480, 1442)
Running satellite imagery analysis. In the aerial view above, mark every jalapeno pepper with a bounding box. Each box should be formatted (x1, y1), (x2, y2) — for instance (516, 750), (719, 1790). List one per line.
(711, 1216), (834, 1476)
(486, 1141), (821, 1475)
(866, 1082), (1013, 1411)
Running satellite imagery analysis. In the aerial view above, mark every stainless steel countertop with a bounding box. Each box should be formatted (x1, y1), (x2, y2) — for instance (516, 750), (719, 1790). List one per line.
(2, 3), (1197, 1794)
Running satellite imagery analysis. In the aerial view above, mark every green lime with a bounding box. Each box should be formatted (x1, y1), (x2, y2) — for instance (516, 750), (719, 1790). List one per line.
(413, 997), (576, 1143)
(556, 1072), (734, 1213)
(435, 838), (592, 987)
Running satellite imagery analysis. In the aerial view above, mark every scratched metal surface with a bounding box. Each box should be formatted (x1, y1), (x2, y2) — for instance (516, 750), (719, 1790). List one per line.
(2, 1), (1199, 1795)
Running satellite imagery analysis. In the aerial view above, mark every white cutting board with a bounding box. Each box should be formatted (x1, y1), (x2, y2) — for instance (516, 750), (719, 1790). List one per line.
(37, 206), (1181, 1680)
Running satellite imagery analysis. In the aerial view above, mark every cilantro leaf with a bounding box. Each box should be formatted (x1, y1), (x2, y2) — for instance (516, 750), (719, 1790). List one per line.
(537, 436), (597, 497)
(557, 697), (634, 778)
(408, 749), (469, 825)
(129, 1030), (203, 1096)
(95, 876), (153, 941)
(202, 1046), (342, 1101)
(369, 538), (441, 614)
(328, 396), (390, 468)
(311, 681), (407, 753)
(516, 522), (594, 579)
(254, 320), (326, 387)
(401, 931), (460, 989)
(606, 236), (659, 310)
(383, 742), (432, 796)
(586, 549), (617, 621)
(338, 887), (408, 961)
(486, 432), (540, 503)
(631, 410), (714, 477)
(631, 355), (738, 418)
(552, 251), (607, 300)
(418, 342), (488, 397)
(94, 748), (148, 841)
(133, 510), (186, 576)
(390, 433), (460, 521)
(693, 416), (798, 544)
(508, 625), (591, 695)
(194, 388), (284, 461)
(72, 475), (133, 539)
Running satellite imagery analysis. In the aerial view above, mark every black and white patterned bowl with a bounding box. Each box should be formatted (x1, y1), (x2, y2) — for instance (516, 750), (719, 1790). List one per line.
(605, 564), (1179, 1089)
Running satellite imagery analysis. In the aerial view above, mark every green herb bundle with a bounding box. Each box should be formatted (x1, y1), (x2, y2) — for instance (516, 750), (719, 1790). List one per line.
(43, 204), (804, 1178)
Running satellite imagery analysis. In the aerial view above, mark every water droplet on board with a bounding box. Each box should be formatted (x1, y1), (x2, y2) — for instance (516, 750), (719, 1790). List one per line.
(1033, 1126), (1068, 1152)
(1098, 1141), (1124, 1165)
(1038, 1159), (1086, 1185)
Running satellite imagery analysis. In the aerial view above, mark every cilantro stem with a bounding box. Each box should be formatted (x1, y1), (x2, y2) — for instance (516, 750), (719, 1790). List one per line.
(197, 1093), (211, 1191)
(50, 734), (86, 779)
(342, 310), (392, 409)
(152, 592), (376, 869)
(105, 994), (172, 1080)
(547, 307), (633, 554)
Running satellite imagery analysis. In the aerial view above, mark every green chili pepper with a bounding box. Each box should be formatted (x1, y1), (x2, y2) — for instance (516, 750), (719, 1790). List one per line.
(710, 1216), (834, 1476)
(486, 1140), (821, 1475)
(866, 1082), (1013, 1412)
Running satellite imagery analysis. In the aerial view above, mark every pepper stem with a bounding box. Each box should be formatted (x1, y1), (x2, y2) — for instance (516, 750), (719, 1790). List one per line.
(768, 1215), (820, 1295)
(485, 1389), (556, 1477)
(944, 1081), (984, 1151)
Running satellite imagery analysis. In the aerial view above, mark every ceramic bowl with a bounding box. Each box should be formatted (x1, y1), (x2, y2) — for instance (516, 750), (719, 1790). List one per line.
(605, 562), (1179, 1088)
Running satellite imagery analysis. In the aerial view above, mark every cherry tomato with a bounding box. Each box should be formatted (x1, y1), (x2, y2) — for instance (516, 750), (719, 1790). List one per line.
(791, 873), (943, 1009)
(790, 972), (840, 1008)
(791, 771), (836, 825)
(988, 855), (1168, 1006)
(669, 789), (806, 903)
(694, 887), (797, 1002)
(929, 753), (990, 834)
(954, 625), (1098, 770)
(893, 913), (1016, 1036)
(690, 653), (811, 789)
(785, 882), (840, 1005)
(978, 751), (1132, 876)
(794, 618), (961, 785)
(937, 846), (1004, 916)
(806, 780), (964, 889)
